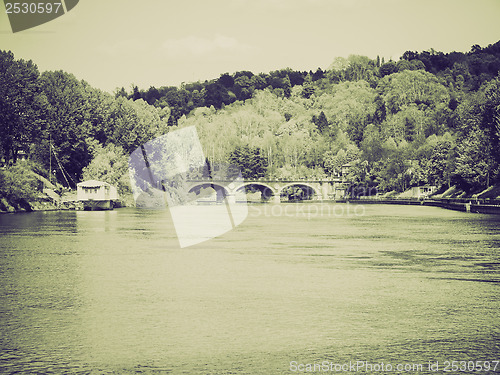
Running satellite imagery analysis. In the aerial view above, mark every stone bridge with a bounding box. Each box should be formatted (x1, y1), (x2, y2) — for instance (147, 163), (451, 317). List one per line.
(186, 178), (346, 203)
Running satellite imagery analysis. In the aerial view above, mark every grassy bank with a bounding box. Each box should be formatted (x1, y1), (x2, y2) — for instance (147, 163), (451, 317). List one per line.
(0, 162), (70, 213)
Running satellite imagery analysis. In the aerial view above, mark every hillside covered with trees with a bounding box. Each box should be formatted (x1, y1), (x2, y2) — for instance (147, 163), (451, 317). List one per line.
(1, 40), (500, 208)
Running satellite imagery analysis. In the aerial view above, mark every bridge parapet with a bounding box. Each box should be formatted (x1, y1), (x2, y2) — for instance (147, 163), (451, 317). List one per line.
(186, 178), (342, 184)
(186, 178), (346, 202)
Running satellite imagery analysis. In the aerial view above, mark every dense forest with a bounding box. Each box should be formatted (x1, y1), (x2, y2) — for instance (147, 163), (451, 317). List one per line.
(1, 40), (500, 207)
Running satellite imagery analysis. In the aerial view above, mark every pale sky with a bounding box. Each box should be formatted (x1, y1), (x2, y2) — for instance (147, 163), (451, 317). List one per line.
(1, 0), (499, 93)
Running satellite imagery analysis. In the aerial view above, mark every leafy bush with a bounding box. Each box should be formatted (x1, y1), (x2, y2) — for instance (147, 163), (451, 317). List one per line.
(0, 163), (39, 204)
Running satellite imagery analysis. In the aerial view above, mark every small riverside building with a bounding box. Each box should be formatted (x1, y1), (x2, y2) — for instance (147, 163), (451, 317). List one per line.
(408, 185), (437, 199)
(77, 180), (118, 210)
(341, 160), (361, 182)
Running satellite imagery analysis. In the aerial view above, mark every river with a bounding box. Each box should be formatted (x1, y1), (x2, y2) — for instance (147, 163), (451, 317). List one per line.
(0, 204), (499, 374)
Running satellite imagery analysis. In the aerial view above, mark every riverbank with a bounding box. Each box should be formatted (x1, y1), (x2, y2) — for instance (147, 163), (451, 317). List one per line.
(4, 198), (500, 215)
(0, 184), (132, 214)
(0, 195), (81, 214)
(344, 198), (500, 215)
(424, 199), (500, 214)
(3, 188), (500, 215)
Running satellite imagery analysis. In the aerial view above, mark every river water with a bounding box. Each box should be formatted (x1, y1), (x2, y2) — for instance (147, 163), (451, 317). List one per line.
(0, 204), (499, 374)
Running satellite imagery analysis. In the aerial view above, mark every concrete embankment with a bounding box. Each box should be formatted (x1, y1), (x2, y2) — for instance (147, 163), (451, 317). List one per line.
(346, 199), (500, 215)
(424, 199), (500, 214)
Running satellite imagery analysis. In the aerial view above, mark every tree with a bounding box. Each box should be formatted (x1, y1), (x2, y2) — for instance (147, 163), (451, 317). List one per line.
(81, 142), (131, 197)
(318, 81), (377, 144)
(38, 70), (97, 181)
(396, 60), (411, 72)
(301, 73), (315, 98)
(452, 77), (500, 186)
(426, 134), (455, 187)
(131, 85), (142, 101)
(0, 50), (43, 164)
(481, 75), (500, 169)
(228, 145), (268, 179)
(381, 105), (432, 142)
(283, 75), (292, 98)
(471, 44), (482, 54)
(376, 140), (412, 192)
(345, 55), (376, 82)
(145, 86), (161, 105)
(234, 75), (254, 100)
(360, 124), (383, 163)
(401, 51), (419, 61)
(312, 111), (329, 133)
(379, 61), (397, 77)
(218, 73), (235, 89)
(378, 70), (450, 114)
(454, 126), (495, 190)
(410, 60), (426, 71)
(204, 82), (234, 109)
(114, 87), (128, 98)
(107, 97), (169, 154)
(312, 68), (325, 81)
(327, 57), (350, 82)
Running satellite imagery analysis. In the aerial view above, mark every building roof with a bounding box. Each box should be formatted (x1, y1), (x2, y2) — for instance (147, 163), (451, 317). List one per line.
(77, 180), (110, 188)
(341, 159), (361, 168)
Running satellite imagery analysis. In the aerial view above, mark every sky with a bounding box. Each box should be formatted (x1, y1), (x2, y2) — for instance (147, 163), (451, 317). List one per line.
(1, 0), (500, 93)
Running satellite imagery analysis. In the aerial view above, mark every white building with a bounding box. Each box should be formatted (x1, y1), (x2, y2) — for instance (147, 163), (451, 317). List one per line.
(77, 180), (118, 210)
(409, 185), (437, 199)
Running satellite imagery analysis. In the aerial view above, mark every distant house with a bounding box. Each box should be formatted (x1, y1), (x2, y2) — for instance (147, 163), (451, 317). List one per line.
(77, 180), (118, 210)
(341, 160), (360, 182)
(408, 185), (437, 199)
(17, 150), (28, 161)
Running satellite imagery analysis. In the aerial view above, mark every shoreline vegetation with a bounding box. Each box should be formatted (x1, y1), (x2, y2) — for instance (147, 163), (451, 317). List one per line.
(2, 41), (500, 213)
(1, 178), (499, 215)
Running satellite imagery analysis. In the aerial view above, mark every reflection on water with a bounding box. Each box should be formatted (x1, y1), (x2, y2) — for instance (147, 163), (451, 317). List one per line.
(0, 204), (499, 374)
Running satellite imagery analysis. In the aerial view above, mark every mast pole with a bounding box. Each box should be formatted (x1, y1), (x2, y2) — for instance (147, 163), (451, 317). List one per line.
(49, 134), (52, 185)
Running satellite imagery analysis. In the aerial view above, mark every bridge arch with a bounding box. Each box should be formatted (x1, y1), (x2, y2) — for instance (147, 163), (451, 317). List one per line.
(278, 182), (321, 200)
(188, 182), (230, 198)
(235, 182), (277, 200)
(235, 182), (276, 193)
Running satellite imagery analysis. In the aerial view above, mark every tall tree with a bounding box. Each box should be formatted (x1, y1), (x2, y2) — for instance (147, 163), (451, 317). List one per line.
(228, 145), (268, 179)
(0, 51), (43, 164)
(301, 73), (315, 98)
(283, 75), (292, 98)
(454, 126), (495, 190)
(312, 111), (329, 133)
(481, 75), (500, 169)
